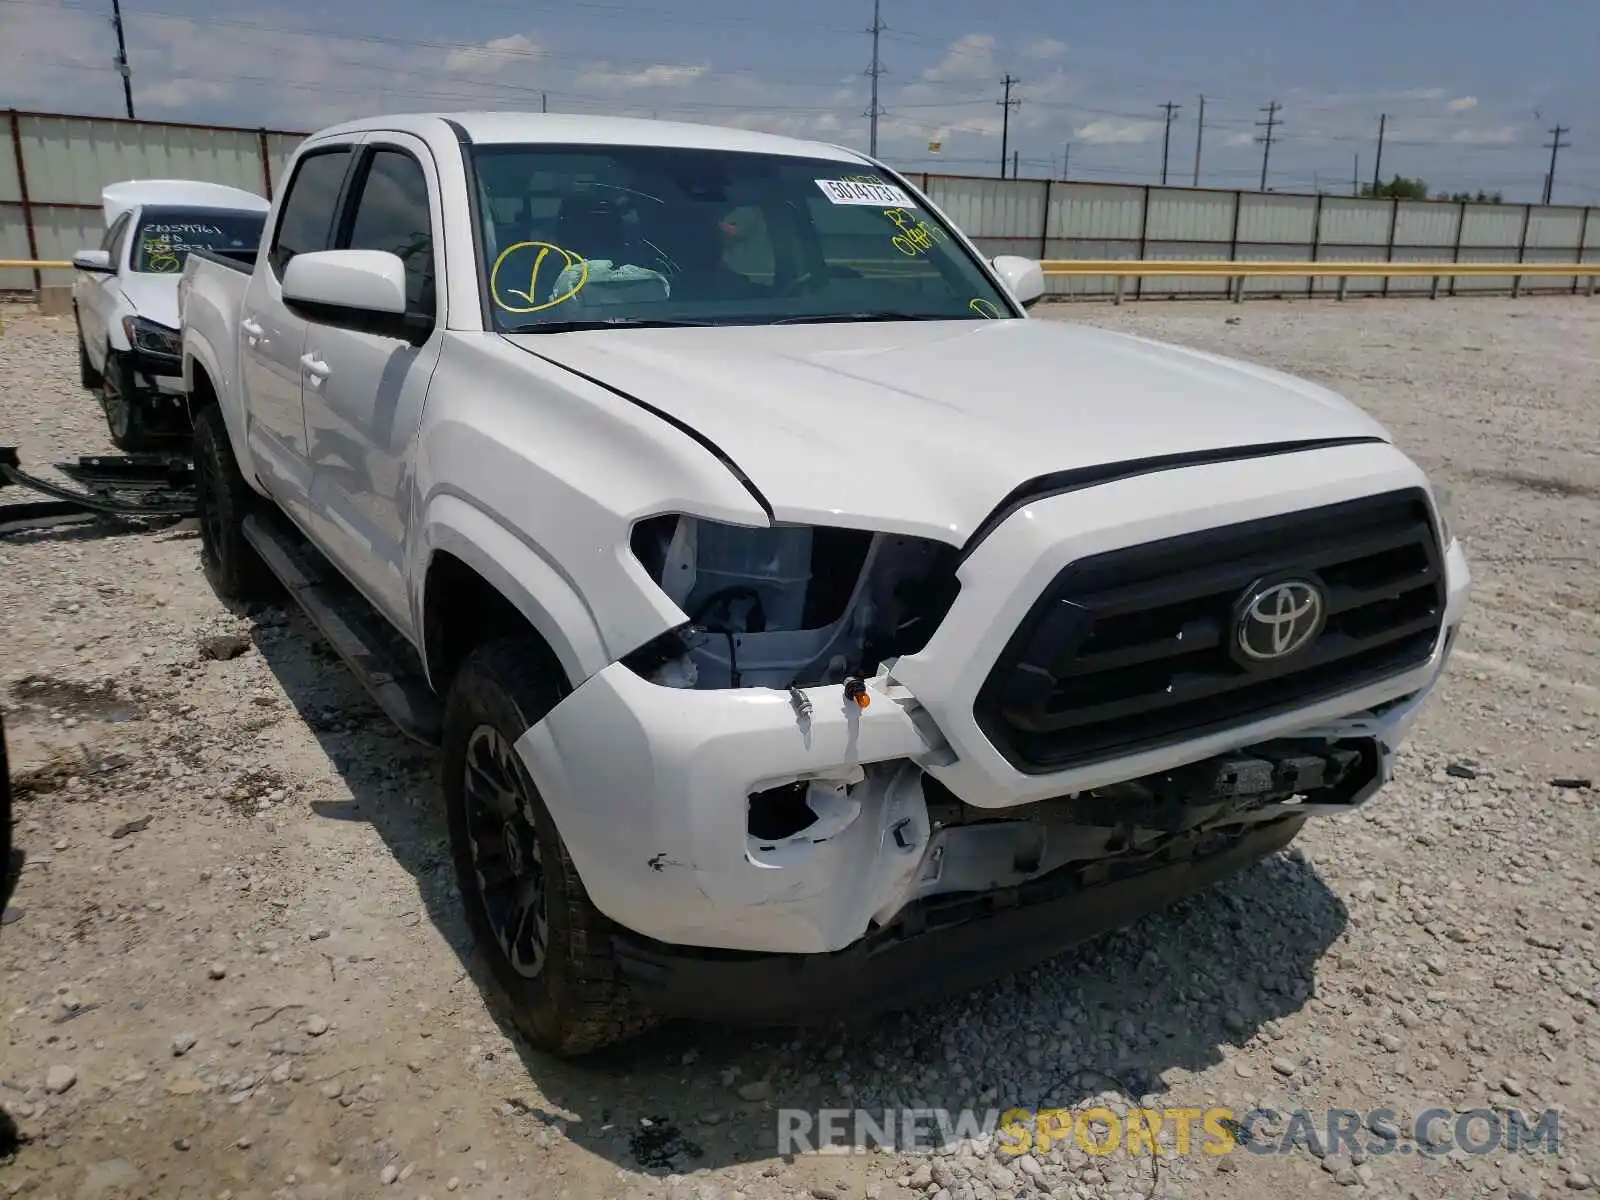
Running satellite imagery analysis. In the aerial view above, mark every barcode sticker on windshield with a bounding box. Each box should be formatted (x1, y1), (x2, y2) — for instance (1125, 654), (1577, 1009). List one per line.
(815, 178), (914, 206)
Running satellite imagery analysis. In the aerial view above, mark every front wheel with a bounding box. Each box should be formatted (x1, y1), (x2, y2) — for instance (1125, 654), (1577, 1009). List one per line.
(441, 638), (654, 1056)
(192, 404), (274, 602)
(100, 349), (153, 452)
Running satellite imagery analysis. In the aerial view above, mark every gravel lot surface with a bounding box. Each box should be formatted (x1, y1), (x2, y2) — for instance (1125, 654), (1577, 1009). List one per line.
(1, 297), (1596, 1200)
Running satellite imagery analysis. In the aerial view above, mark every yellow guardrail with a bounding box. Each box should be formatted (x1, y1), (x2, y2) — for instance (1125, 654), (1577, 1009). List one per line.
(1, 259), (72, 270)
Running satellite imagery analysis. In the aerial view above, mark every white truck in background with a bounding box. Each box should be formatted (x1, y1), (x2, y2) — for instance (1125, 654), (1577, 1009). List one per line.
(71, 180), (268, 450)
(178, 112), (1470, 1055)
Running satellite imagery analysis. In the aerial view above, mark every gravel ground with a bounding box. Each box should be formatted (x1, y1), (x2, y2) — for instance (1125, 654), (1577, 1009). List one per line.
(0, 296), (1596, 1200)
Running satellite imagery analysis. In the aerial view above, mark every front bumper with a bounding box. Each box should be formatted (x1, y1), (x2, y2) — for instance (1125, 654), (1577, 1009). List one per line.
(517, 441), (1470, 960)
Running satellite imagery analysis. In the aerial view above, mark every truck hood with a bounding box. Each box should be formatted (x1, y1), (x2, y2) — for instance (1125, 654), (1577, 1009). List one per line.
(117, 272), (181, 332)
(506, 317), (1392, 542)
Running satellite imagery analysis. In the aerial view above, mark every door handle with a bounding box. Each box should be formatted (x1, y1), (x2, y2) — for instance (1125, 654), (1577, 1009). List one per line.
(240, 317), (264, 347)
(300, 352), (331, 383)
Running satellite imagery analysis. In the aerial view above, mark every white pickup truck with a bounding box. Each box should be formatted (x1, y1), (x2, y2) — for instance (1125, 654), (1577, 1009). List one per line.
(179, 112), (1470, 1054)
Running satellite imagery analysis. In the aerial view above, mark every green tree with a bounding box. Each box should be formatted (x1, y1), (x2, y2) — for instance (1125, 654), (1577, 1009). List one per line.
(1360, 174), (1430, 200)
(1439, 188), (1504, 204)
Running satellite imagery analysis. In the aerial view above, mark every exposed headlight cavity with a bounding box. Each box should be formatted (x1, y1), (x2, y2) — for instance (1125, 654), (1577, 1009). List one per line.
(122, 315), (181, 358)
(1429, 481), (1457, 548)
(627, 515), (960, 690)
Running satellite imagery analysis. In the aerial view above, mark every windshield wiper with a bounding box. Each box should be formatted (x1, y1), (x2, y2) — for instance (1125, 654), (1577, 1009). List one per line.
(504, 317), (717, 334)
(767, 312), (971, 326)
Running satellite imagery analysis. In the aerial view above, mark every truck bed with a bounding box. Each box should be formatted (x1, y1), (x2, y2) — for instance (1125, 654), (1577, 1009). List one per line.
(188, 247), (256, 273)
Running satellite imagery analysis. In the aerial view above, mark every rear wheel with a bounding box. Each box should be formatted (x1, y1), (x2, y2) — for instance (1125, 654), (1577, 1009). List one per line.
(100, 349), (154, 453)
(192, 404), (274, 602)
(442, 638), (654, 1056)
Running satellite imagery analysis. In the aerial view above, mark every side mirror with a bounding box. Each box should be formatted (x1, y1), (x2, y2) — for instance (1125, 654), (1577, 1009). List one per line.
(72, 249), (115, 273)
(282, 249), (430, 344)
(990, 255), (1046, 310)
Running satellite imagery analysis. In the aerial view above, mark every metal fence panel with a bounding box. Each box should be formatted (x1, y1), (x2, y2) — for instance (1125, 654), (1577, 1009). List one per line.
(0, 134), (19, 204)
(1525, 206), (1585, 249)
(1393, 200), (1459, 248)
(0, 212), (34, 291)
(1308, 245), (1388, 296)
(1237, 193), (1316, 246)
(265, 132), (303, 198)
(28, 206), (103, 286)
(1586, 213), (1600, 249)
(1459, 203), (1525, 248)
(1450, 246), (1520, 292)
(19, 114), (269, 206)
(1315, 198), (1394, 246)
(1382, 246), (1456, 293)
(1141, 240), (1242, 295)
(1050, 183), (1144, 240)
(1040, 237), (1137, 295)
(925, 176), (1046, 241)
(1145, 188), (1233, 242)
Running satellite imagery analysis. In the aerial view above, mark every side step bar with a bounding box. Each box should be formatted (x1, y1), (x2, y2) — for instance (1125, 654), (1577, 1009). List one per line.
(241, 512), (443, 747)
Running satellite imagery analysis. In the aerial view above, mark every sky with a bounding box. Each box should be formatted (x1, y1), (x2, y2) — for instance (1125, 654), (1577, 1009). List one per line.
(2, 0), (1597, 204)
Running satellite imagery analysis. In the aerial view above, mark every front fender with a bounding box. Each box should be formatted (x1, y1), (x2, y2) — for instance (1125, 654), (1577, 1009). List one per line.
(417, 494), (618, 688)
(183, 330), (265, 496)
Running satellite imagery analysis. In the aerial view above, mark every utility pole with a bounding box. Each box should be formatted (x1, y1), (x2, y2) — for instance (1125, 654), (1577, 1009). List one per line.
(1371, 113), (1386, 195)
(110, 0), (134, 119)
(1062, 141), (1070, 180)
(1192, 93), (1205, 186)
(864, 0), (886, 158)
(1255, 100), (1281, 191)
(997, 74), (1020, 178)
(1542, 124), (1570, 204)
(1158, 101), (1181, 185)
(1352, 153), (1359, 196)
(1012, 149), (1019, 179)
(541, 92), (547, 113)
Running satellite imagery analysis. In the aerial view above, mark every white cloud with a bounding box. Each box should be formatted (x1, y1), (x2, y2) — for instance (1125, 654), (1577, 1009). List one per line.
(1224, 131), (1257, 148)
(921, 34), (996, 83)
(1446, 95), (1478, 112)
(1073, 118), (1162, 145)
(578, 63), (709, 91)
(444, 33), (543, 76)
(1026, 38), (1067, 61)
(1448, 124), (1518, 145)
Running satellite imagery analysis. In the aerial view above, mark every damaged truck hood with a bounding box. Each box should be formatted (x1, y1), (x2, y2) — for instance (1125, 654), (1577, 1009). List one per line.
(505, 317), (1392, 542)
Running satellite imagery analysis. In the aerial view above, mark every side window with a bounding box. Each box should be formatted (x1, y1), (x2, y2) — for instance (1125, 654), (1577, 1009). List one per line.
(101, 212), (131, 263)
(343, 148), (435, 318)
(269, 147), (353, 278)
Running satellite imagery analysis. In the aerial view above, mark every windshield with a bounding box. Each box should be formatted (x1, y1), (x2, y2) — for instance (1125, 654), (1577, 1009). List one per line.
(131, 206), (266, 274)
(469, 144), (1017, 331)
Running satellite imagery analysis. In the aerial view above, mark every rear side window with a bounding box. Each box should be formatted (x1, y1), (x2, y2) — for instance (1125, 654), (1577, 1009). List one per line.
(269, 147), (352, 278)
(343, 148), (435, 317)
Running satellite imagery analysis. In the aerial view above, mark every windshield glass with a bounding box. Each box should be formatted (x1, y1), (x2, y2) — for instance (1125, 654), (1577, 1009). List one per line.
(131, 206), (266, 274)
(469, 144), (1016, 331)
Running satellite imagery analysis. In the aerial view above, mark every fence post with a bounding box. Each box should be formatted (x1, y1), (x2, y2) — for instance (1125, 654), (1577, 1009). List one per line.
(1450, 200), (1465, 298)
(1309, 192), (1323, 299)
(1574, 206), (1590, 295)
(1513, 203), (1532, 299)
(1226, 189), (1242, 301)
(1039, 179), (1051, 261)
(257, 128), (274, 201)
(1380, 197), (1398, 298)
(1134, 184), (1151, 301)
(7, 109), (41, 294)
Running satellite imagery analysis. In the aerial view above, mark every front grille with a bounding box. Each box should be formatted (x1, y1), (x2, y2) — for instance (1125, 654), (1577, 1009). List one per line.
(975, 488), (1446, 772)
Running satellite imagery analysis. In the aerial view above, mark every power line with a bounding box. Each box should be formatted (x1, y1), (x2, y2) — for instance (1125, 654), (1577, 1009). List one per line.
(1192, 93), (1205, 187)
(863, 0), (886, 158)
(1542, 124), (1571, 204)
(1158, 100), (1181, 185)
(997, 74), (1020, 179)
(1255, 99), (1282, 191)
(109, 0), (133, 118)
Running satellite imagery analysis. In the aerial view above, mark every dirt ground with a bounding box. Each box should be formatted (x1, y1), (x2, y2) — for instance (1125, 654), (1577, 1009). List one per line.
(0, 296), (1596, 1200)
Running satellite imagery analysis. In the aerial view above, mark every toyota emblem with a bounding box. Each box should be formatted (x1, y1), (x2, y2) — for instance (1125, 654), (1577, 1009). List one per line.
(1235, 579), (1326, 663)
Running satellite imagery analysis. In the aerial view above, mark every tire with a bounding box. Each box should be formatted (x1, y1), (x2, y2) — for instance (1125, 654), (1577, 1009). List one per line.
(100, 349), (154, 453)
(77, 329), (103, 390)
(442, 638), (654, 1056)
(192, 403), (275, 602)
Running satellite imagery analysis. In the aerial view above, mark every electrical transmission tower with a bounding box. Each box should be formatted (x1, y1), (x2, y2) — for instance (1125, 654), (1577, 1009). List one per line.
(1255, 100), (1282, 191)
(863, 0), (887, 158)
(997, 74), (1020, 179)
(1542, 124), (1571, 204)
(1158, 101), (1181, 185)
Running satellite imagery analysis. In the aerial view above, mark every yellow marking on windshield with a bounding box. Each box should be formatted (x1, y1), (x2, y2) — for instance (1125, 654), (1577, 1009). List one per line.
(883, 207), (947, 257)
(490, 240), (590, 314)
(968, 298), (1003, 318)
(142, 235), (181, 273)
